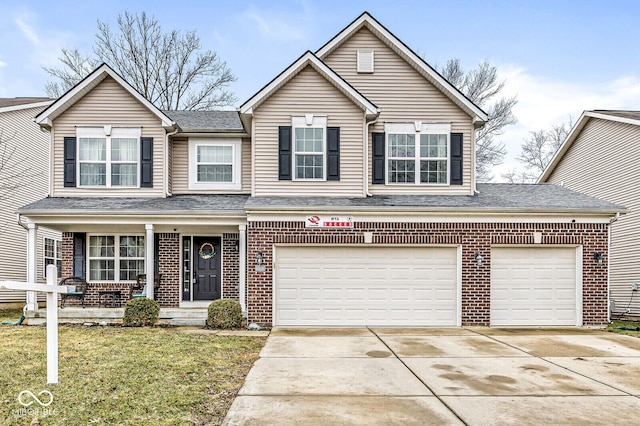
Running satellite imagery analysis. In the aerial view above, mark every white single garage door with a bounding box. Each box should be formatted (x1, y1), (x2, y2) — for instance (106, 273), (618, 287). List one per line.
(491, 247), (578, 326)
(274, 246), (458, 327)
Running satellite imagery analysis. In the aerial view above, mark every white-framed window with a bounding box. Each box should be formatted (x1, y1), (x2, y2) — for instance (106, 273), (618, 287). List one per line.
(77, 127), (141, 187)
(88, 235), (144, 282)
(188, 138), (242, 190)
(292, 115), (327, 180)
(385, 122), (451, 185)
(44, 237), (62, 278)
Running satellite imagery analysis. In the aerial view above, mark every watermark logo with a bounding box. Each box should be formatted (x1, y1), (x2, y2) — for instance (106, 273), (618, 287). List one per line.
(13, 390), (58, 418)
(18, 390), (54, 407)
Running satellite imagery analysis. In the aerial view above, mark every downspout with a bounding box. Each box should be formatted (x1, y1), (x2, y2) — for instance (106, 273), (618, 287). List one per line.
(165, 125), (179, 197)
(607, 212), (620, 323)
(364, 113), (379, 197)
(16, 213), (28, 231)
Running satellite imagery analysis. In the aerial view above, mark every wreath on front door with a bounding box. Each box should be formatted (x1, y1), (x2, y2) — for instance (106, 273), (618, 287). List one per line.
(198, 242), (216, 260)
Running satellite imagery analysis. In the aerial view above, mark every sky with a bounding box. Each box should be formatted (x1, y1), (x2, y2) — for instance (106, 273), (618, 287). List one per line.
(1, 0), (639, 180)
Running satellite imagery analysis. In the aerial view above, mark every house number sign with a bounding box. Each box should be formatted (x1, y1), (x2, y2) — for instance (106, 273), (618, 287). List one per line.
(305, 215), (353, 229)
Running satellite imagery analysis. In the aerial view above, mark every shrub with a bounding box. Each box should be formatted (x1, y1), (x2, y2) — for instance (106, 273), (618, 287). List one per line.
(206, 299), (243, 329)
(123, 298), (160, 327)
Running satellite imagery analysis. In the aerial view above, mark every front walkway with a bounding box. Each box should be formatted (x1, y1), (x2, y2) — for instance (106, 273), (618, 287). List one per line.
(224, 327), (640, 425)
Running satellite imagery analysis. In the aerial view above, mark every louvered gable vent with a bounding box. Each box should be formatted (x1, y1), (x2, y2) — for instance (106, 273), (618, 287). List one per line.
(357, 50), (374, 73)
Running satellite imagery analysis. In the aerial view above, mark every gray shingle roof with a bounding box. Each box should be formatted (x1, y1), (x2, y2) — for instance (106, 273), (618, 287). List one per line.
(592, 110), (640, 121)
(245, 183), (625, 213)
(18, 184), (625, 216)
(163, 110), (244, 132)
(0, 97), (53, 108)
(19, 194), (249, 215)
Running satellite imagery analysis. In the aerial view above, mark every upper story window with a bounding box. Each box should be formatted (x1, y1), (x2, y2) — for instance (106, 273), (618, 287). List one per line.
(292, 115), (327, 180)
(386, 122), (451, 185)
(188, 138), (242, 190)
(77, 127), (141, 187)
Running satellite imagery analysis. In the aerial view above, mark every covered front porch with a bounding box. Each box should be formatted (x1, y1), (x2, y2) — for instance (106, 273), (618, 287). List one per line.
(17, 195), (249, 316)
(26, 307), (209, 326)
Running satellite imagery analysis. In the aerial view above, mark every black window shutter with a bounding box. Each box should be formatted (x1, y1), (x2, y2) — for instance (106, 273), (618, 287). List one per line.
(140, 137), (153, 188)
(450, 133), (463, 185)
(63, 137), (76, 187)
(278, 126), (292, 180)
(73, 233), (86, 279)
(372, 132), (385, 184)
(326, 127), (340, 181)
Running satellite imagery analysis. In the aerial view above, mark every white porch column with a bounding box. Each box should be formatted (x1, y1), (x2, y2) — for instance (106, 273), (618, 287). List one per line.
(26, 222), (38, 311)
(239, 224), (247, 314)
(145, 224), (155, 300)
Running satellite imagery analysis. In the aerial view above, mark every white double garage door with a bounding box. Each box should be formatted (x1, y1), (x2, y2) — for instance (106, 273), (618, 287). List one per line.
(274, 245), (581, 327)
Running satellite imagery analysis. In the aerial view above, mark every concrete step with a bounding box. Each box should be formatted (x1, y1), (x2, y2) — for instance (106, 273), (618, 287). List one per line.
(26, 307), (208, 326)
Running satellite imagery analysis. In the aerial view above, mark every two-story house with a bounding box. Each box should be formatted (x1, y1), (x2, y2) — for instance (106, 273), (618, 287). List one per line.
(0, 97), (59, 308)
(19, 12), (622, 327)
(540, 110), (640, 320)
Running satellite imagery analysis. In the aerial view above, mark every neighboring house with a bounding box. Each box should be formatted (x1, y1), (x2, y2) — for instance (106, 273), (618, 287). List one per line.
(0, 97), (60, 307)
(540, 110), (640, 320)
(19, 12), (622, 327)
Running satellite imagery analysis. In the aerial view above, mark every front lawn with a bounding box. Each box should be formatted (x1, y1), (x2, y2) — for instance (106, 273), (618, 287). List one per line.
(0, 309), (265, 425)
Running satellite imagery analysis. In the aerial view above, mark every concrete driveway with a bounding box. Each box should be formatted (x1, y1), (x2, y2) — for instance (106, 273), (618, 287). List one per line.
(224, 328), (640, 425)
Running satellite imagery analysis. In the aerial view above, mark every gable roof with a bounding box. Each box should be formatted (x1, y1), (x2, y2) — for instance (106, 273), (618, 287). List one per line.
(35, 63), (175, 130)
(163, 110), (245, 133)
(316, 12), (488, 127)
(539, 110), (640, 182)
(239, 51), (379, 118)
(0, 97), (54, 112)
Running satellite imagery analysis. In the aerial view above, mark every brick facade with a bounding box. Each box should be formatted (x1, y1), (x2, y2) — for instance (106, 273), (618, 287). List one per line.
(247, 221), (609, 327)
(222, 233), (240, 302)
(59, 232), (181, 308)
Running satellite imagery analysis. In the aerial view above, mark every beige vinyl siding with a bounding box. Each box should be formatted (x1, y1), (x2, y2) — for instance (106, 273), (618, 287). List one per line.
(546, 118), (640, 317)
(322, 28), (474, 195)
(0, 105), (60, 303)
(253, 66), (365, 197)
(171, 137), (251, 194)
(52, 77), (165, 197)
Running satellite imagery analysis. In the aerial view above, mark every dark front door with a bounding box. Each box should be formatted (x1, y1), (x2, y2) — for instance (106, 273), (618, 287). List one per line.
(193, 237), (221, 300)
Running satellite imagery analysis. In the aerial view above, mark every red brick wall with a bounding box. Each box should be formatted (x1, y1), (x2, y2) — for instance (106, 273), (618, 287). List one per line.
(156, 233), (180, 307)
(222, 233), (240, 301)
(247, 221), (609, 327)
(59, 232), (181, 308)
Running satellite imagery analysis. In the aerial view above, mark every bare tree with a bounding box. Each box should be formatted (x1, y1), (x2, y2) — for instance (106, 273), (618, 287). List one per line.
(502, 118), (573, 183)
(440, 59), (518, 182)
(0, 128), (39, 200)
(44, 11), (236, 110)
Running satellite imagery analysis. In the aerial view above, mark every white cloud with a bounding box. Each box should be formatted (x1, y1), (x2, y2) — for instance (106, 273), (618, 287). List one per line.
(244, 7), (304, 42)
(15, 17), (40, 45)
(0, 61), (7, 68)
(490, 64), (640, 180)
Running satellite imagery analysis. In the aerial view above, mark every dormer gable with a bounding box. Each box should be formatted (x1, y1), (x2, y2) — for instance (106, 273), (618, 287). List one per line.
(35, 63), (175, 131)
(316, 12), (487, 127)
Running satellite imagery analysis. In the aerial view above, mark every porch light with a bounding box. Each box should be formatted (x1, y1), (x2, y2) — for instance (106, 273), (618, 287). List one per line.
(474, 251), (483, 266)
(594, 252), (603, 264)
(256, 251), (264, 266)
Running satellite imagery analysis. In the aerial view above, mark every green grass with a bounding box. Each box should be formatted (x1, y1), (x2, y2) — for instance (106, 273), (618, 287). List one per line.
(606, 319), (640, 338)
(0, 309), (265, 425)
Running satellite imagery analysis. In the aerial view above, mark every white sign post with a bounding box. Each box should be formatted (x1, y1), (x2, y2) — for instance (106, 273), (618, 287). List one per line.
(0, 265), (67, 384)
